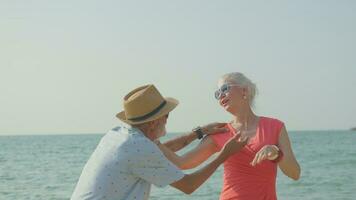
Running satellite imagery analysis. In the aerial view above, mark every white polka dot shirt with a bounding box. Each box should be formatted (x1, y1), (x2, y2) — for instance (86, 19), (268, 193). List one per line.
(71, 124), (184, 200)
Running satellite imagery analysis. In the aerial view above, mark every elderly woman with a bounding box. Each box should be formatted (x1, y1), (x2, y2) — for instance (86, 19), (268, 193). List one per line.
(156, 72), (300, 200)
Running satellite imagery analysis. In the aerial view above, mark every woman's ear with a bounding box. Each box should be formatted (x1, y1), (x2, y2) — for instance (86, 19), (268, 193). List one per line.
(242, 87), (248, 99)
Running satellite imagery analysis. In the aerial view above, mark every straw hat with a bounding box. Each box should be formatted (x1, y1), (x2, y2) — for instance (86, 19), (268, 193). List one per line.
(116, 84), (179, 125)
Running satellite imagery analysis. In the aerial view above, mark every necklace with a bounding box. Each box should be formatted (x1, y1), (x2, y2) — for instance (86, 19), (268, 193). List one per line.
(232, 116), (259, 137)
(231, 120), (248, 134)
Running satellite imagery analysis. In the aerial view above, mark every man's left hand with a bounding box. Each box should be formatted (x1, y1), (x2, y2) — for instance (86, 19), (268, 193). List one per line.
(201, 122), (228, 136)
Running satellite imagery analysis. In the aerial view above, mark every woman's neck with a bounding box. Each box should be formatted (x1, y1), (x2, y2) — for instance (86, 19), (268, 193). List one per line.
(232, 107), (258, 128)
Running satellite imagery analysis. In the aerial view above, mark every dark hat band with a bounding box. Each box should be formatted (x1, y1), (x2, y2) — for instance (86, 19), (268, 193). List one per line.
(127, 100), (167, 122)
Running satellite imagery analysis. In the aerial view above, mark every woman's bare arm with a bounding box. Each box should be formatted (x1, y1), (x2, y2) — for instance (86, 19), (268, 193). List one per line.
(278, 125), (301, 180)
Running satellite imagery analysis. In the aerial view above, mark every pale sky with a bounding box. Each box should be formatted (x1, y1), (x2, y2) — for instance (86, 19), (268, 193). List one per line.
(1, 0), (355, 135)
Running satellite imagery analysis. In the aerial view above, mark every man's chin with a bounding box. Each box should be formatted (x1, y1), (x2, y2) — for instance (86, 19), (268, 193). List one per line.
(161, 131), (167, 137)
(157, 130), (167, 138)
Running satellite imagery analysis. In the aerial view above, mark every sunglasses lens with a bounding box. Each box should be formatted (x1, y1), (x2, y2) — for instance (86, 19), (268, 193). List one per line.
(214, 90), (221, 100)
(221, 84), (229, 93)
(215, 84), (231, 100)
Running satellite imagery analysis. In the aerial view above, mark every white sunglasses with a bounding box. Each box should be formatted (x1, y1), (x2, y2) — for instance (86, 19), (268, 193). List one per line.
(214, 84), (241, 100)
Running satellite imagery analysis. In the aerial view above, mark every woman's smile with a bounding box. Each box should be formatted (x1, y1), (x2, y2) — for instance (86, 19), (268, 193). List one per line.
(221, 98), (230, 107)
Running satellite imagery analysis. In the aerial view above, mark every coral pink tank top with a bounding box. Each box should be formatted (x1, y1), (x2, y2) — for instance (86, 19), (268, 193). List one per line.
(210, 117), (284, 200)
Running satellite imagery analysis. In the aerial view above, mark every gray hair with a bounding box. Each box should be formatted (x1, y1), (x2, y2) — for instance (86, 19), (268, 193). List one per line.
(220, 72), (258, 106)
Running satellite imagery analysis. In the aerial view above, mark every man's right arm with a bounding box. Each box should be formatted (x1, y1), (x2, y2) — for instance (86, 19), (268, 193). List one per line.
(170, 134), (247, 194)
(156, 136), (218, 170)
(163, 122), (228, 152)
(162, 131), (199, 152)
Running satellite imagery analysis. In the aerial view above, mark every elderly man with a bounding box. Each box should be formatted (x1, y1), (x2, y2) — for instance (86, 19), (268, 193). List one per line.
(71, 84), (247, 200)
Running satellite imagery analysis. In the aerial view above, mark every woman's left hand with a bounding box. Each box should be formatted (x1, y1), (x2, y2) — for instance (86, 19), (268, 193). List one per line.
(251, 145), (279, 166)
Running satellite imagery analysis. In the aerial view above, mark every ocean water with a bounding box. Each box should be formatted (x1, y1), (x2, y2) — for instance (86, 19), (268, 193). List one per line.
(1, 131), (355, 200)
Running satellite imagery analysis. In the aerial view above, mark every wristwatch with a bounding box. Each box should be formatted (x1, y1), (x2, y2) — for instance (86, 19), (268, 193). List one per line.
(192, 126), (205, 140)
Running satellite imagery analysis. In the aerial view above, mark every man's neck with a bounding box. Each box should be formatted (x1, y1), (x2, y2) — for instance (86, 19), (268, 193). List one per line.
(135, 126), (156, 141)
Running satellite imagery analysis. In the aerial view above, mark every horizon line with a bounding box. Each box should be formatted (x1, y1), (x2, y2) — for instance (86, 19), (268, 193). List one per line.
(0, 129), (354, 136)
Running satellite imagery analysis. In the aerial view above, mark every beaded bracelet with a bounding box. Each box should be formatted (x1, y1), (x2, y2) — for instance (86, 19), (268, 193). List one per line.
(269, 145), (284, 163)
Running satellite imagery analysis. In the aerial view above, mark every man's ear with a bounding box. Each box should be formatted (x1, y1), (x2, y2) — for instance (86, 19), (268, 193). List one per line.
(148, 119), (158, 127)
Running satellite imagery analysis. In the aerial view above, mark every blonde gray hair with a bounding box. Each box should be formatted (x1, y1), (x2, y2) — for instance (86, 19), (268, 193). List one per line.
(220, 72), (257, 106)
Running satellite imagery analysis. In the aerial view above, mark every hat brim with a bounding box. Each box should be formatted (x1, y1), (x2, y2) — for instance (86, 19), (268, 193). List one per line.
(116, 97), (179, 125)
